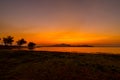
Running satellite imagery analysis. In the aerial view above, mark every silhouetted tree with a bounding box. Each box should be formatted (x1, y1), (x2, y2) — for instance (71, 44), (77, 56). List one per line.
(28, 42), (36, 49)
(16, 38), (27, 47)
(0, 38), (1, 45)
(3, 36), (14, 46)
(3, 38), (7, 46)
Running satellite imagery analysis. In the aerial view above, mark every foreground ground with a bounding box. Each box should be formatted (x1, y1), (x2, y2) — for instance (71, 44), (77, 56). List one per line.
(0, 50), (120, 80)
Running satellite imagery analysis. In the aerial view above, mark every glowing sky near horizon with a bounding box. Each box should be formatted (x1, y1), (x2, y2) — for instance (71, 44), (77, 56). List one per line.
(0, 0), (120, 46)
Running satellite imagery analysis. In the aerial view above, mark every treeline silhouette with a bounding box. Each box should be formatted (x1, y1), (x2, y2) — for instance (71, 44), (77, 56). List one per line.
(0, 36), (36, 49)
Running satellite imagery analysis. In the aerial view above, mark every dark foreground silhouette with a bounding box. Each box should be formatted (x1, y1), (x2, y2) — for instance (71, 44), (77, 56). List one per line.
(0, 50), (120, 80)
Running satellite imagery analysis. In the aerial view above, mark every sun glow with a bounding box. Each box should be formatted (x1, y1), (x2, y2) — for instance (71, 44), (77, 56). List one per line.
(29, 31), (109, 45)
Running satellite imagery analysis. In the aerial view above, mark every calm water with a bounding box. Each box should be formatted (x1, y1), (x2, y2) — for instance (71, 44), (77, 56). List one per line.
(28, 47), (120, 54)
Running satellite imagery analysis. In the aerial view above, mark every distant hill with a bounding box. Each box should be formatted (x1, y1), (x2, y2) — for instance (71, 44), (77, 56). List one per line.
(74, 45), (94, 47)
(48, 44), (94, 47)
(50, 43), (71, 47)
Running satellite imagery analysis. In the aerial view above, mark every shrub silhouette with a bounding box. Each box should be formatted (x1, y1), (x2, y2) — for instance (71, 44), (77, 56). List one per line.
(16, 38), (27, 47)
(28, 42), (36, 49)
(3, 36), (14, 46)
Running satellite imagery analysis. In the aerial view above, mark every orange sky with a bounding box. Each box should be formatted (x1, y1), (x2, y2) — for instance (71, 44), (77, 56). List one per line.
(0, 0), (120, 46)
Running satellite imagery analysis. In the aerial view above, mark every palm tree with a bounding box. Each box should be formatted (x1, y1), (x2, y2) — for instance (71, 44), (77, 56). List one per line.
(28, 42), (36, 49)
(16, 38), (27, 47)
(3, 36), (14, 46)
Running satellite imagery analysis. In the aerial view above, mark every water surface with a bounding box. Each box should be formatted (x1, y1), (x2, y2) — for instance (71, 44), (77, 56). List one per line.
(30, 47), (120, 54)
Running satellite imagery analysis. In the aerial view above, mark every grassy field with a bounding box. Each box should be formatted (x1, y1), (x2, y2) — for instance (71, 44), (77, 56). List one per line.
(0, 50), (120, 80)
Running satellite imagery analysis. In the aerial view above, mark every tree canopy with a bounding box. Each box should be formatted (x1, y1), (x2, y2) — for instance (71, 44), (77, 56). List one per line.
(16, 38), (27, 46)
(3, 36), (14, 46)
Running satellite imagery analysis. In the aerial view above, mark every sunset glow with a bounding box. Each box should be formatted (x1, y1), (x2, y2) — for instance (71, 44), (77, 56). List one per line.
(0, 0), (120, 46)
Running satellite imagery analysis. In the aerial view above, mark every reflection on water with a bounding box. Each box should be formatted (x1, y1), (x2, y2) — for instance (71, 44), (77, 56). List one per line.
(21, 47), (120, 54)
